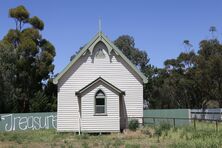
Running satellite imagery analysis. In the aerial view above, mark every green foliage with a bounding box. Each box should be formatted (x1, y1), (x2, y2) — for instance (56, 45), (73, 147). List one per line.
(0, 42), (18, 113)
(128, 119), (139, 131)
(9, 5), (29, 22)
(0, 5), (57, 113)
(29, 91), (48, 112)
(29, 16), (44, 30)
(114, 35), (149, 72)
(150, 37), (222, 109)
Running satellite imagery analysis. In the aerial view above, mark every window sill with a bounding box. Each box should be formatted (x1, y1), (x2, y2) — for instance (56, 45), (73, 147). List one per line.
(94, 113), (108, 116)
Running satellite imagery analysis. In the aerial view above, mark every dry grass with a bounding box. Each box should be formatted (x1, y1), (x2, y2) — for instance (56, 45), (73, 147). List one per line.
(0, 121), (221, 148)
(0, 129), (167, 148)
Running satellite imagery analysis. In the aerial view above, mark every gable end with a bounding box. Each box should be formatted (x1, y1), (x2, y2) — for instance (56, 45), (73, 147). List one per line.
(53, 32), (148, 84)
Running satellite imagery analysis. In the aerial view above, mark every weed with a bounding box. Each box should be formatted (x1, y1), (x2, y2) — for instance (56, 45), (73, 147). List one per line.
(50, 143), (57, 148)
(93, 142), (99, 147)
(82, 142), (89, 148)
(113, 138), (124, 147)
(150, 145), (158, 148)
(77, 133), (89, 140)
(104, 141), (111, 148)
(0, 136), (5, 141)
(68, 144), (74, 148)
(141, 127), (154, 137)
(125, 143), (140, 148)
(0, 122), (221, 148)
(64, 139), (68, 144)
(22, 145), (28, 148)
(10, 134), (23, 144)
(155, 122), (171, 136)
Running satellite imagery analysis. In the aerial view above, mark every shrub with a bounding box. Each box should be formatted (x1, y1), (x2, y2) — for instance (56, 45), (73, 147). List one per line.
(128, 119), (139, 131)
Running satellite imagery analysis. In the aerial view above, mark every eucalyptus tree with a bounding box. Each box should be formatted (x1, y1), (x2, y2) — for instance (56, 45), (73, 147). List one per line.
(114, 35), (150, 73)
(1, 5), (56, 112)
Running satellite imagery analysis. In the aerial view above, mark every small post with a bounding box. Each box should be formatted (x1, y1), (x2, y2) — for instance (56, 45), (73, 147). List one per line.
(194, 118), (196, 130)
(216, 120), (218, 132)
(142, 117), (144, 126)
(173, 118), (176, 128)
(153, 118), (155, 127)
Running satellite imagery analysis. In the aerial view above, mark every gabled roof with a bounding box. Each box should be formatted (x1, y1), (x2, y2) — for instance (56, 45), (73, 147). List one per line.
(53, 32), (148, 84)
(75, 77), (125, 97)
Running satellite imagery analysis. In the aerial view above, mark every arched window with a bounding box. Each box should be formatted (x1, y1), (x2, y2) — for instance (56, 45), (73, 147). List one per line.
(95, 90), (106, 114)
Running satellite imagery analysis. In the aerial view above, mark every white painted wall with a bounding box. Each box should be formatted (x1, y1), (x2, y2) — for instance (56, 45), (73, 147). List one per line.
(57, 41), (143, 132)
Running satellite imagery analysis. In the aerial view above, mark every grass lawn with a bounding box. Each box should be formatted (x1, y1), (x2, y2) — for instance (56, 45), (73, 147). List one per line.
(0, 121), (222, 148)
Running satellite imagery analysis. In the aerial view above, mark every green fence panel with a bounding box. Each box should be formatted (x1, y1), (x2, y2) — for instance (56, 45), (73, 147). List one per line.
(0, 112), (57, 132)
(143, 109), (190, 127)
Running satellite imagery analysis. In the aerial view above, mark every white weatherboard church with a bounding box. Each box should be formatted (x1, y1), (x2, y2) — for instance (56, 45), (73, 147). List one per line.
(53, 31), (148, 133)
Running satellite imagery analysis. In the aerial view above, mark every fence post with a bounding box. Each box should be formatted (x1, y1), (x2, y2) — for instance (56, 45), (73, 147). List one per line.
(153, 118), (155, 127)
(216, 120), (218, 132)
(173, 118), (176, 128)
(142, 117), (144, 126)
(194, 118), (196, 130)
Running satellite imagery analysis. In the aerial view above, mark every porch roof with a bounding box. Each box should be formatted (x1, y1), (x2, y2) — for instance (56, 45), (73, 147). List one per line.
(75, 77), (125, 97)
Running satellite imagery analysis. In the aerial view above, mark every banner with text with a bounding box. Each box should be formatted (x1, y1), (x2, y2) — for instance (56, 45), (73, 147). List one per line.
(0, 112), (57, 131)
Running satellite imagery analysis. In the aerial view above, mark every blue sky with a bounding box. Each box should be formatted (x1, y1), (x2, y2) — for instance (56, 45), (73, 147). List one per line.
(1, 0), (222, 74)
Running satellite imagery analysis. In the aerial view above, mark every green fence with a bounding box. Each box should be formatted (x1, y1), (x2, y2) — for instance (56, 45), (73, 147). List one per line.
(0, 112), (56, 131)
(143, 109), (191, 127)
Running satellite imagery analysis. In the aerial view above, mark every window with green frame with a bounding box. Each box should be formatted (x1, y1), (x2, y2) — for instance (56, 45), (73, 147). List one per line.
(95, 90), (106, 114)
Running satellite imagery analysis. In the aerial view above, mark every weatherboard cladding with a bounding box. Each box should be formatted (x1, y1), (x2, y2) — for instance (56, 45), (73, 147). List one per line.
(81, 85), (120, 132)
(56, 33), (144, 132)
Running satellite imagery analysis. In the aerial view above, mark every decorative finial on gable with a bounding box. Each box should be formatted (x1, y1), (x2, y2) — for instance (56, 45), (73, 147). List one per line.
(99, 17), (102, 33)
